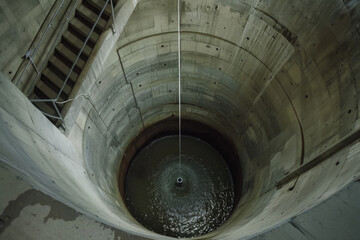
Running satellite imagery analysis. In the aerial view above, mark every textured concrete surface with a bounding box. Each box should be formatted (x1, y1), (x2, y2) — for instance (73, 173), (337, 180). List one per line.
(0, 0), (360, 239)
(0, 0), (55, 81)
(252, 179), (360, 240)
(0, 72), (157, 238)
(1, 162), (359, 240)
(0, 163), (150, 240)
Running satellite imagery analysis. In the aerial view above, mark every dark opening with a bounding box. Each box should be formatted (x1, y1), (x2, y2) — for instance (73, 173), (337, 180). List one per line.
(118, 119), (242, 238)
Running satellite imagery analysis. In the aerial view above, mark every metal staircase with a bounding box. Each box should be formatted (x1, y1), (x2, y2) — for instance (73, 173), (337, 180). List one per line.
(25, 0), (117, 126)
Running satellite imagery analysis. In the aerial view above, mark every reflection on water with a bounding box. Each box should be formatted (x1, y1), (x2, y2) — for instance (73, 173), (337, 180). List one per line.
(124, 135), (234, 238)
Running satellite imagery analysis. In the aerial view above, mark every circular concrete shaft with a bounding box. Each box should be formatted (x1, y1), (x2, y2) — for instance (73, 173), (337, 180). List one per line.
(0, 0), (359, 239)
(4, 0), (354, 239)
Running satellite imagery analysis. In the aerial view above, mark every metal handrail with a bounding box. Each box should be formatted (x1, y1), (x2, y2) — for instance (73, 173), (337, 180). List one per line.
(26, 0), (81, 96)
(29, 0), (111, 121)
(15, 0), (66, 87)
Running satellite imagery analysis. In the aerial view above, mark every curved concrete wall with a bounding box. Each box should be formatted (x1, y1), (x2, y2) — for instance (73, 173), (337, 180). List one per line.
(1, 0), (360, 239)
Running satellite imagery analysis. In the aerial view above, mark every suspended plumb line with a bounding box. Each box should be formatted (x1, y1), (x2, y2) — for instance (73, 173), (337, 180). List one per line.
(178, 0), (182, 169)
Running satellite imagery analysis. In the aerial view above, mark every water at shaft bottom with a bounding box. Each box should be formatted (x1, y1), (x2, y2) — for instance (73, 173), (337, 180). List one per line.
(124, 135), (234, 238)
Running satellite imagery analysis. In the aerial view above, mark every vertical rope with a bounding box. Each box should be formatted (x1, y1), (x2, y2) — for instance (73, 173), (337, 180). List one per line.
(178, 0), (181, 168)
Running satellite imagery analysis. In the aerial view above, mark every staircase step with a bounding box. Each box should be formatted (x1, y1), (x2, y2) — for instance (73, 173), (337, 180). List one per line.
(42, 68), (72, 96)
(62, 31), (92, 59)
(55, 43), (86, 74)
(35, 80), (66, 102)
(68, 18), (99, 47)
(28, 0), (118, 127)
(48, 56), (79, 83)
(33, 83), (55, 101)
(83, 0), (112, 20)
(76, 4), (107, 33)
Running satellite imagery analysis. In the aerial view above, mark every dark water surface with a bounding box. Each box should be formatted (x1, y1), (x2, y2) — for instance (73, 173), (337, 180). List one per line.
(124, 135), (234, 238)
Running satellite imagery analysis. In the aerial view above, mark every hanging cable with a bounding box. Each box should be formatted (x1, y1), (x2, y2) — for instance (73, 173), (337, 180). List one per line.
(55, 93), (89, 104)
(178, 0), (181, 168)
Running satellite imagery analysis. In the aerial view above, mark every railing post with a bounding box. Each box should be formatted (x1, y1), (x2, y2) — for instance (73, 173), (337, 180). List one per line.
(110, 0), (117, 33)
